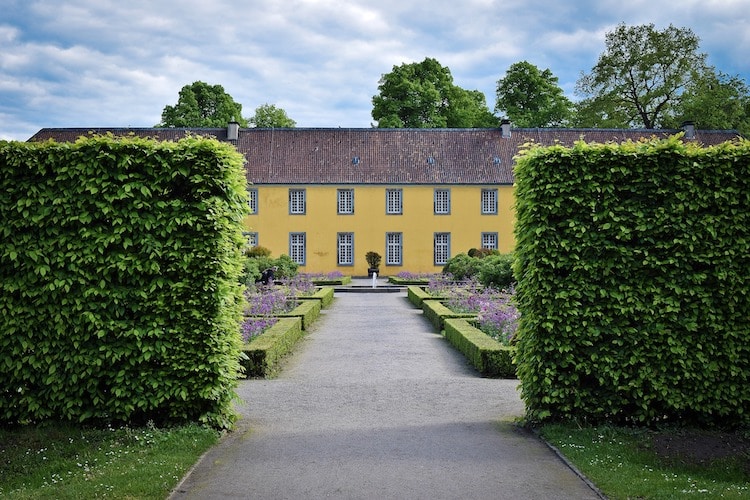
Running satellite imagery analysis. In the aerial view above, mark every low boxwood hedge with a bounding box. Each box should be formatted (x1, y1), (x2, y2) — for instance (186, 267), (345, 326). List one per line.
(275, 300), (321, 330)
(297, 287), (335, 308)
(241, 317), (303, 378)
(444, 318), (516, 378)
(421, 299), (475, 331)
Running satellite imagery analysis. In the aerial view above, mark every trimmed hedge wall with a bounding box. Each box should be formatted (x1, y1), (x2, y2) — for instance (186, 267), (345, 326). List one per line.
(241, 317), (304, 378)
(444, 319), (515, 378)
(275, 299), (321, 330)
(0, 135), (249, 428)
(421, 300), (475, 331)
(297, 286), (335, 308)
(514, 136), (750, 427)
(407, 285), (445, 308)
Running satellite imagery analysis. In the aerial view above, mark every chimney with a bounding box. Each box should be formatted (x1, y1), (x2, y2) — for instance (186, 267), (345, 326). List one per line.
(227, 119), (239, 141)
(681, 121), (695, 140)
(500, 119), (511, 138)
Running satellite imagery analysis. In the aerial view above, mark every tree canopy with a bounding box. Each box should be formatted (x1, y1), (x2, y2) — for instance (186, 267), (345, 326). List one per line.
(249, 103), (296, 128)
(371, 57), (497, 128)
(575, 23), (707, 129)
(157, 81), (249, 128)
(495, 61), (573, 127)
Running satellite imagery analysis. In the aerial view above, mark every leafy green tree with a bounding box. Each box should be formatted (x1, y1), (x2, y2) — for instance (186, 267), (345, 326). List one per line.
(669, 68), (750, 137)
(575, 23), (708, 129)
(157, 81), (249, 127)
(495, 61), (573, 127)
(372, 57), (497, 128)
(249, 103), (297, 128)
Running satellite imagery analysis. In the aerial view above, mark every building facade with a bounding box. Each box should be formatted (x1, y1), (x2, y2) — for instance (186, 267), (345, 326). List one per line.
(30, 123), (740, 276)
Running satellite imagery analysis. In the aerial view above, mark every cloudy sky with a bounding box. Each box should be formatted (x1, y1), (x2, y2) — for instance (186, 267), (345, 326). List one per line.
(2, 0), (749, 141)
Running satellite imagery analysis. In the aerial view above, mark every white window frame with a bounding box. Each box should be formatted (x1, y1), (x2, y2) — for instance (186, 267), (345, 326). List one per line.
(434, 232), (451, 266)
(481, 188), (498, 214)
(481, 232), (498, 250)
(386, 189), (403, 215)
(289, 188), (306, 215)
(337, 232), (354, 266)
(434, 188), (451, 215)
(243, 231), (258, 248)
(289, 232), (306, 265)
(248, 188), (258, 214)
(386, 232), (402, 265)
(337, 189), (354, 215)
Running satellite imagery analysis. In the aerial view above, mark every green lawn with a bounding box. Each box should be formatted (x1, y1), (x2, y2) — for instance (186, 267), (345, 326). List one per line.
(0, 423), (219, 499)
(540, 424), (750, 499)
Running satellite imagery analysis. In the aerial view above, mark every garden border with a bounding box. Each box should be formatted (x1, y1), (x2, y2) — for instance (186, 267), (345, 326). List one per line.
(241, 317), (303, 378)
(444, 318), (516, 378)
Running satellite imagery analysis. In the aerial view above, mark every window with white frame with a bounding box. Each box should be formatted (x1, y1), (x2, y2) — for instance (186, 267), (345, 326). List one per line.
(289, 189), (306, 214)
(337, 232), (353, 265)
(434, 189), (450, 214)
(434, 232), (450, 265)
(386, 232), (402, 265)
(481, 232), (498, 250)
(289, 232), (306, 265)
(248, 188), (258, 214)
(481, 188), (498, 214)
(337, 189), (354, 214)
(243, 231), (258, 248)
(386, 189), (402, 214)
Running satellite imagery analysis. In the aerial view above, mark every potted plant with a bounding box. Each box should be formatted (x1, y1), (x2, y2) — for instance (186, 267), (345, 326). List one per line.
(365, 251), (381, 277)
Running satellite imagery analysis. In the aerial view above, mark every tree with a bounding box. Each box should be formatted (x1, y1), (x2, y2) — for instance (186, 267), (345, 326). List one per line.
(669, 68), (750, 136)
(157, 81), (249, 127)
(372, 57), (497, 128)
(495, 61), (573, 127)
(249, 103), (297, 128)
(575, 23), (708, 129)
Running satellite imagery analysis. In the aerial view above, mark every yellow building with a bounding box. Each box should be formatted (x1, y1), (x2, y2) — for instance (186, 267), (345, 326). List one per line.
(31, 122), (739, 276)
(237, 127), (517, 275)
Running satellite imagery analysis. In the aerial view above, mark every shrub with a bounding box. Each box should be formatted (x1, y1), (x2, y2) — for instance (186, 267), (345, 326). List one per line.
(245, 245), (271, 257)
(478, 253), (515, 290)
(442, 253), (481, 281)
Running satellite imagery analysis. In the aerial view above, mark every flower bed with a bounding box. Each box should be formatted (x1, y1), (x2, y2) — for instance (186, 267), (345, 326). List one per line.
(240, 275), (331, 377)
(428, 275), (518, 346)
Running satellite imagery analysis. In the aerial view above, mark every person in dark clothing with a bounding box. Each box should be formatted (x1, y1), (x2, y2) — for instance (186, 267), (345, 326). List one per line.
(257, 266), (278, 285)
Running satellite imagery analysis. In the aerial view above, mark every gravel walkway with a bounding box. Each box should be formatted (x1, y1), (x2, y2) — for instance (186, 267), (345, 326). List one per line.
(170, 287), (601, 499)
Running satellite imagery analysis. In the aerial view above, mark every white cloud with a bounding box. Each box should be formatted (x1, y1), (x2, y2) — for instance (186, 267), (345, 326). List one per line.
(1, 0), (748, 140)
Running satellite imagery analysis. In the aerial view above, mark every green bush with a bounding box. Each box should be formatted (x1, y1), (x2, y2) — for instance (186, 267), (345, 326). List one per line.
(240, 253), (299, 286)
(442, 253), (481, 280)
(513, 136), (750, 427)
(478, 253), (515, 289)
(0, 135), (249, 428)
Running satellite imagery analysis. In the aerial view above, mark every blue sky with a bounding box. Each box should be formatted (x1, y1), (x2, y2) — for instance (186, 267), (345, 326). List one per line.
(2, 0), (749, 141)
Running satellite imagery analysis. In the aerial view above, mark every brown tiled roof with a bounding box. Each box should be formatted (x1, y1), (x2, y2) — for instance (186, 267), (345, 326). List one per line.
(29, 127), (741, 185)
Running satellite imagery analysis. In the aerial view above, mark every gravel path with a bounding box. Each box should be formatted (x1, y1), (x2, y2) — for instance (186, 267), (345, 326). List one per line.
(170, 289), (601, 499)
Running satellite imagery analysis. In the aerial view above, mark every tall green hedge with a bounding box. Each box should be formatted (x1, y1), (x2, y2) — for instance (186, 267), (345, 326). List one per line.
(513, 136), (750, 427)
(0, 134), (249, 428)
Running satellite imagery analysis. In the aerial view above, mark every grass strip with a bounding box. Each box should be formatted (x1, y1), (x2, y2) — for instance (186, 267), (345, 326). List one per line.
(539, 424), (750, 499)
(0, 423), (219, 499)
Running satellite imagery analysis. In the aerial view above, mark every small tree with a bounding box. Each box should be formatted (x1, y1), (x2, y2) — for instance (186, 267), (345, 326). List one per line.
(249, 103), (297, 128)
(157, 81), (249, 128)
(365, 251), (381, 269)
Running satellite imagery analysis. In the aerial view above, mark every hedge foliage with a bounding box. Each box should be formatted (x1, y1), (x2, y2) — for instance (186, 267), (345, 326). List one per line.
(444, 319), (515, 378)
(513, 136), (750, 427)
(0, 135), (249, 428)
(241, 317), (304, 378)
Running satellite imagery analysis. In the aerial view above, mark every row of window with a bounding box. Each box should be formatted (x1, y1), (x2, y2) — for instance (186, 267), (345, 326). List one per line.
(244, 232), (499, 266)
(247, 188), (499, 215)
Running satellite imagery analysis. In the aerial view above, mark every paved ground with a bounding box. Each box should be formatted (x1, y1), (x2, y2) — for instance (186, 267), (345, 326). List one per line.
(170, 282), (602, 499)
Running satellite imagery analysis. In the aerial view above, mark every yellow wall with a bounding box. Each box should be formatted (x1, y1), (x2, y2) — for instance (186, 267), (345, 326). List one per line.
(243, 184), (514, 276)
